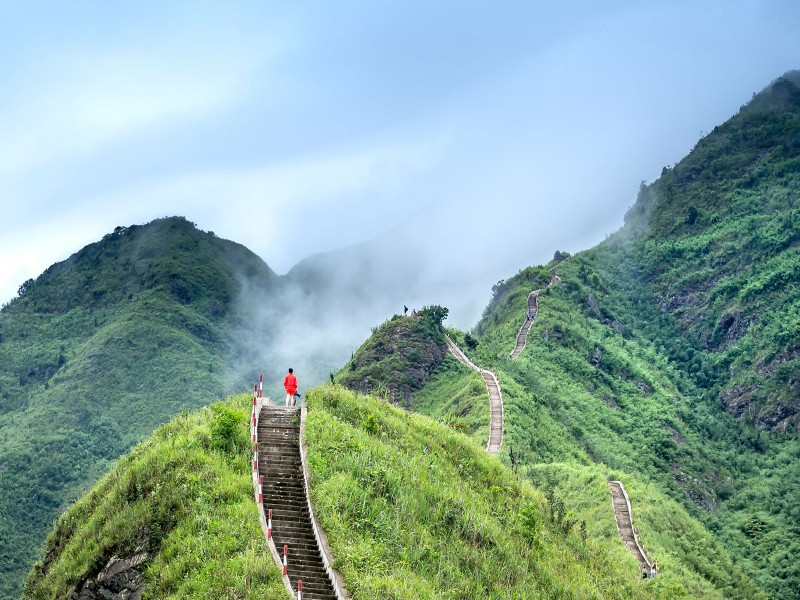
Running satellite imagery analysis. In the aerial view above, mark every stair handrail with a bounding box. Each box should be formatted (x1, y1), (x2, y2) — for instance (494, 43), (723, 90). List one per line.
(251, 395), (297, 598)
(482, 368), (504, 454)
(609, 480), (651, 569)
(299, 406), (349, 599)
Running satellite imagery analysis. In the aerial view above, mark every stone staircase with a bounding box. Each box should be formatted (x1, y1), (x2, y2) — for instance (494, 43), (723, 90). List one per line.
(608, 480), (650, 570)
(510, 291), (539, 358)
(257, 406), (338, 599)
(444, 335), (504, 454)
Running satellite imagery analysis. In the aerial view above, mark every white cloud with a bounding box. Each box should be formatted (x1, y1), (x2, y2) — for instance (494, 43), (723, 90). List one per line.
(71, 135), (447, 272)
(0, 38), (277, 193)
(0, 216), (113, 305)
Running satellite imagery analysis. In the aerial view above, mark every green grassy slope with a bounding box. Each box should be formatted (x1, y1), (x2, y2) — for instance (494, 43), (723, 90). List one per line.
(332, 308), (762, 596)
(405, 304), (765, 595)
(442, 73), (800, 598)
(30, 384), (717, 599)
(0, 217), (280, 599)
(23, 394), (286, 599)
(304, 384), (659, 598)
(409, 353), (490, 448)
(460, 237), (794, 597)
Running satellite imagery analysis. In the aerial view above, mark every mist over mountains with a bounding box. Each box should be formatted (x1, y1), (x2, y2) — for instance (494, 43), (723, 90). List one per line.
(1, 70), (799, 598)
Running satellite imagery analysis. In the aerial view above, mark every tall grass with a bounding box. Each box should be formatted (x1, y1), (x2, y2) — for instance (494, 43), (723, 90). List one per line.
(24, 394), (286, 599)
(304, 384), (653, 599)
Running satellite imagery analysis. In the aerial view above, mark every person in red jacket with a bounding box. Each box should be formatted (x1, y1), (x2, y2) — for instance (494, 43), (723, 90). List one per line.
(284, 368), (298, 406)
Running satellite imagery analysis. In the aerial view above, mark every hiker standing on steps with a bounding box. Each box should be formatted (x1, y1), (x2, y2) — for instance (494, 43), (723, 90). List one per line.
(284, 368), (298, 407)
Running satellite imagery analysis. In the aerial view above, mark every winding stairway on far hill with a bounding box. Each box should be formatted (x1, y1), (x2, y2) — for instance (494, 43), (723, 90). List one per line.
(608, 480), (651, 571)
(444, 335), (503, 454)
(257, 405), (341, 599)
(510, 264), (564, 359)
(510, 291), (539, 358)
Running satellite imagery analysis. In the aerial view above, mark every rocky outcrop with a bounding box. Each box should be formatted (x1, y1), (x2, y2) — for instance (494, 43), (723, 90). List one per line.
(672, 467), (718, 511)
(339, 317), (447, 404)
(662, 425), (685, 445)
(67, 553), (147, 600)
(712, 309), (754, 350)
(587, 293), (604, 320)
(590, 347), (602, 368)
(755, 347), (800, 378)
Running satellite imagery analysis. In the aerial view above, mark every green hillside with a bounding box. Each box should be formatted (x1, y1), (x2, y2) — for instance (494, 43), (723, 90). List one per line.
(0, 217), (281, 599)
(23, 394), (286, 599)
(338, 296), (764, 597)
(304, 384), (754, 598)
(28, 384), (726, 599)
(401, 73), (799, 597)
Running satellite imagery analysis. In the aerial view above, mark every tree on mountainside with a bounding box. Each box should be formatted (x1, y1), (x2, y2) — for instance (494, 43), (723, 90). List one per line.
(420, 305), (448, 327)
(17, 279), (34, 297)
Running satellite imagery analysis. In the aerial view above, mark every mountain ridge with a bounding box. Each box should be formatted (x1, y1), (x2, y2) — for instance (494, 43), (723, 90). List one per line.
(2, 70), (799, 598)
(324, 70), (800, 597)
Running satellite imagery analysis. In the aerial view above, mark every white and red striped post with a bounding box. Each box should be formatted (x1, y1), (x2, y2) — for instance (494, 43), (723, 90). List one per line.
(251, 408), (257, 442)
(258, 474), (263, 504)
(282, 545), (288, 576)
(267, 508), (273, 539)
(259, 373), (263, 398)
(297, 580), (302, 600)
(253, 442), (258, 472)
(253, 383), (258, 406)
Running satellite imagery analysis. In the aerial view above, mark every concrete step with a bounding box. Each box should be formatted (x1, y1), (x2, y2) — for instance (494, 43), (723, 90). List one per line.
(272, 536), (321, 551)
(269, 507), (310, 520)
(271, 527), (317, 542)
(262, 487), (308, 499)
(286, 558), (328, 572)
(257, 407), (337, 598)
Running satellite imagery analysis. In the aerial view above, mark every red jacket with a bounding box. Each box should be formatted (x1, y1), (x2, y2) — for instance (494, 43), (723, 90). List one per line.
(284, 373), (298, 395)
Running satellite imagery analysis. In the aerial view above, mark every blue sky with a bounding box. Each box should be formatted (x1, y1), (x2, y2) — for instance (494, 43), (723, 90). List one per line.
(1, 1), (798, 320)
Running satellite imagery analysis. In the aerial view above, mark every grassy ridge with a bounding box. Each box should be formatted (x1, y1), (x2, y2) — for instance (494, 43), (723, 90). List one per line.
(25, 384), (766, 598)
(408, 353), (490, 446)
(466, 254), (778, 596)
(24, 394), (286, 599)
(304, 384), (655, 599)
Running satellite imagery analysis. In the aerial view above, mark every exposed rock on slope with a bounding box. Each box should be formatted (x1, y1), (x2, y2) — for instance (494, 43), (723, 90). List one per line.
(337, 311), (448, 403)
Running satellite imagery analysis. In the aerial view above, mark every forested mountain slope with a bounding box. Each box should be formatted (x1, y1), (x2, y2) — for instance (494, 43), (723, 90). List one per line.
(618, 70), (800, 431)
(0, 217), (283, 598)
(330, 73), (799, 597)
(429, 73), (800, 598)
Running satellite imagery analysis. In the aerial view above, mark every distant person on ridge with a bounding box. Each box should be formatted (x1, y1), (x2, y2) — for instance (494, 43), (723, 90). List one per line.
(284, 368), (298, 407)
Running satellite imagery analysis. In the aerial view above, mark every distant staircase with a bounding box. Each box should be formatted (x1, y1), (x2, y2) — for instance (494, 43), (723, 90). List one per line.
(510, 291), (539, 358)
(255, 404), (343, 599)
(608, 480), (651, 570)
(444, 335), (503, 454)
(509, 263), (564, 359)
